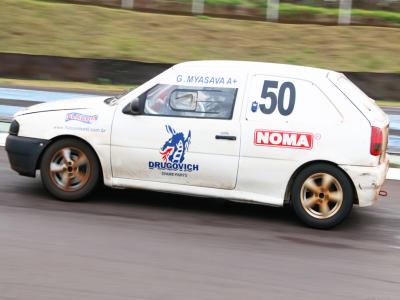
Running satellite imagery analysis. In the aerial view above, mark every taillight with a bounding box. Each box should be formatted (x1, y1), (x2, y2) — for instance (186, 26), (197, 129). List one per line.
(370, 126), (383, 156)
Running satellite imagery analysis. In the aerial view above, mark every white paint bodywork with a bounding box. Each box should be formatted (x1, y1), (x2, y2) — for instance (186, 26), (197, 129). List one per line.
(14, 61), (389, 207)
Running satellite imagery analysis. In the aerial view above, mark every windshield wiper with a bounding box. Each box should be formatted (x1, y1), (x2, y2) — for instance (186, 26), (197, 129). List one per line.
(104, 96), (117, 105)
(104, 87), (136, 106)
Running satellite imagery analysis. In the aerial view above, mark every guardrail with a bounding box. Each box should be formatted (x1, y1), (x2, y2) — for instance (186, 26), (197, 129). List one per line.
(0, 92), (399, 179)
(1, 87), (399, 182)
(0, 121), (11, 133)
(0, 93), (399, 155)
(65, 0), (400, 26)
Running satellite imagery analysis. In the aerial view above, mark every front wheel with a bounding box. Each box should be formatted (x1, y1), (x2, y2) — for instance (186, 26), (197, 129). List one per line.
(291, 163), (354, 229)
(40, 139), (100, 201)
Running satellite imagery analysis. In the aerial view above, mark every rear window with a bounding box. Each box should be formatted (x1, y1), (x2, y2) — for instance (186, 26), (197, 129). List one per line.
(335, 75), (374, 104)
(328, 72), (387, 123)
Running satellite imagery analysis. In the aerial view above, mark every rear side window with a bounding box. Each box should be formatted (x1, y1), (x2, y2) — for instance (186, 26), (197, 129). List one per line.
(144, 84), (237, 120)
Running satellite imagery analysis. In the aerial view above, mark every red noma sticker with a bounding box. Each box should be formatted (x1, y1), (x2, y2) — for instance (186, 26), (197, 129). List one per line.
(254, 129), (313, 150)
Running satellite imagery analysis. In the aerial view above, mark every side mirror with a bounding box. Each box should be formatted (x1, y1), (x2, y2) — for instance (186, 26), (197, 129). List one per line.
(123, 97), (141, 115)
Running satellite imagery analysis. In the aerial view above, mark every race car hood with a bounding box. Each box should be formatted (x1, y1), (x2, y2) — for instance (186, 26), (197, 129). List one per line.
(14, 96), (109, 117)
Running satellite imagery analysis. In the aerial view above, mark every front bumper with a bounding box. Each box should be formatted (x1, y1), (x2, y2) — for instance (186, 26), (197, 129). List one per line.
(5, 135), (49, 177)
(340, 158), (389, 207)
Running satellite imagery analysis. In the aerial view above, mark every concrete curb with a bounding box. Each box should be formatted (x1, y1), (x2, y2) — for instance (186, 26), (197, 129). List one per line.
(0, 133), (6, 147)
(0, 132), (398, 180)
(387, 168), (400, 180)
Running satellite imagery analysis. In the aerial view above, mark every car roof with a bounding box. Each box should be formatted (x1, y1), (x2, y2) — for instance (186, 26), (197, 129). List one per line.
(173, 60), (334, 81)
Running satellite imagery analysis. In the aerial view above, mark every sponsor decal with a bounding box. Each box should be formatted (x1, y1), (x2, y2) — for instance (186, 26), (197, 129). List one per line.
(176, 74), (238, 85)
(149, 125), (199, 173)
(53, 125), (106, 133)
(254, 129), (313, 150)
(251, 101), (258, 113)
(65, 112), (98, 124)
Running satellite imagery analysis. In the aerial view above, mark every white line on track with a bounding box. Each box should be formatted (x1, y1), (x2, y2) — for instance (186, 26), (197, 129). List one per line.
(0, 133), (6, 147)
(389, 245), (400, 250)
(387, 168), (400, 180)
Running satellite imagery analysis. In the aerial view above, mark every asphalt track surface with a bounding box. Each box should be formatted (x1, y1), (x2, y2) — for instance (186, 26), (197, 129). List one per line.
(0, 148), (400, 300)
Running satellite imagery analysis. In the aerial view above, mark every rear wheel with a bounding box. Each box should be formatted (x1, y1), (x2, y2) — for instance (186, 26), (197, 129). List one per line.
(291, 163), (354, 229)
(40, 139), (100, 201)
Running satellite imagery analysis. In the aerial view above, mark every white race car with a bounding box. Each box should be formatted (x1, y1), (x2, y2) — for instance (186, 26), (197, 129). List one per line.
(6, 61), (389, 228)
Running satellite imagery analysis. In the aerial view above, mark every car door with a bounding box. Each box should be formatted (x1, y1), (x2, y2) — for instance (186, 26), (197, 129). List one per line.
(110, 83), (241, 190)
(236, 73), (343, 202)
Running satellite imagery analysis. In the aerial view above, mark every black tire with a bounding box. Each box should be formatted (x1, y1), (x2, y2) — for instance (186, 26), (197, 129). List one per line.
(291, 163), (354, 229)
(40, 138), (100, 201)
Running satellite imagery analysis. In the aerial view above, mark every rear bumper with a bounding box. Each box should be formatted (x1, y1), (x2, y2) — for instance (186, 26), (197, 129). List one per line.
(340, 158), (389, 207)
(5, 135), (49, 177)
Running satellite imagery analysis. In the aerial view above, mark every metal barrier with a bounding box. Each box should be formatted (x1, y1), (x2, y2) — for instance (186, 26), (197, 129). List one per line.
(67, 0), (400, 25)
(0, 121), (10, 133)
(0, 91), (399, 175)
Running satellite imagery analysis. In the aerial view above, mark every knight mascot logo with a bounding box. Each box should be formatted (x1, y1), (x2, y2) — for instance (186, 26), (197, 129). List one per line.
(148, 125), (199, 172)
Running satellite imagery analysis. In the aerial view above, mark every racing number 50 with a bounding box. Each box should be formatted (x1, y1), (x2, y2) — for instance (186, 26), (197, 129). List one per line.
(259, 80), (296, 116)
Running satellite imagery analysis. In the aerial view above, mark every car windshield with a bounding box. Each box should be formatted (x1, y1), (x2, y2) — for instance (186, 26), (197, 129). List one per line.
(104, 87), (136, 105)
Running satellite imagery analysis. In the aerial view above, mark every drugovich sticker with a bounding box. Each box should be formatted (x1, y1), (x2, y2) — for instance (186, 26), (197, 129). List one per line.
(148, 125), (199, 172)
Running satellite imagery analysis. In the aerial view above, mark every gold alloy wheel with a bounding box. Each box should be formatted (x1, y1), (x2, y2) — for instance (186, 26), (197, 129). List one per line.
(49, 147), (91, 192)
(300, 173), (344, 219)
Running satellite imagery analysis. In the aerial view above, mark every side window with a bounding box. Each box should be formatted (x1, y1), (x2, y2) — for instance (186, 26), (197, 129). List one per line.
(144, 84), (237, 120)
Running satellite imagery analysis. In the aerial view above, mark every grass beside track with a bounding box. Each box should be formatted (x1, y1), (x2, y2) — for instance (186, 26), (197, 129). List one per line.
(1, 0), (400, 73)
(280, 3), (400, 24)
(376, 100), (400, 107)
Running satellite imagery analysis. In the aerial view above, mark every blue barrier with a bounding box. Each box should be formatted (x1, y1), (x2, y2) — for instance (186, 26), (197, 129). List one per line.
(0, 88), (101, 121)
(0, 87), (399, 154)
(0, 87), (95, 102)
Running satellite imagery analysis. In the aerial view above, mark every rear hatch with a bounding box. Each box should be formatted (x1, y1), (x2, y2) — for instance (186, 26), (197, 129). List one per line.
(328, 71), (389, 163)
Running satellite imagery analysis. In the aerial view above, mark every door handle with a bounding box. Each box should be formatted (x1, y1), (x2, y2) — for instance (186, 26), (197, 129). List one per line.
(215, 135), (237, 141)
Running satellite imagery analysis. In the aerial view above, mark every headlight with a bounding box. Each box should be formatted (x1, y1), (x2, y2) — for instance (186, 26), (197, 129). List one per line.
(9, 120), (20, 136)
